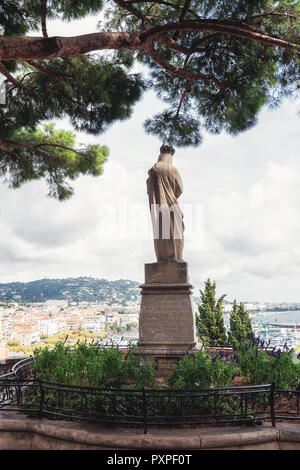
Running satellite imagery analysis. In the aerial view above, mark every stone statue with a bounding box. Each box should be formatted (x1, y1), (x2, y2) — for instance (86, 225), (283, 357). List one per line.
(135, 145), (197, 359)
(147, 145), (184, 262)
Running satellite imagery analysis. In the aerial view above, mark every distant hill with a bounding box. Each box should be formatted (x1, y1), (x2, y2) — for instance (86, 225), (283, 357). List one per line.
(0, 277), (140, 305)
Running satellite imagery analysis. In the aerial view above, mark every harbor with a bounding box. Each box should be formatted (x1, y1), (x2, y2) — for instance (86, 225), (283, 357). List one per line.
(249, 311), (299, 350)
(223, 310), (300, 350)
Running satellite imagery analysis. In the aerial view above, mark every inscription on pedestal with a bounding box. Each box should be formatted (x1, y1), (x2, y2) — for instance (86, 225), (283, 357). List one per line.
(139, 293), (196, 345)
(136, 261), (197, 356)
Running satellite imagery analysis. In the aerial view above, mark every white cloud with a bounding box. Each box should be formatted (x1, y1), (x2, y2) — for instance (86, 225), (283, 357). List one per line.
(0, 95), (299, 303)
(185, 152), (300, 301)
(207, 161), (300, 255)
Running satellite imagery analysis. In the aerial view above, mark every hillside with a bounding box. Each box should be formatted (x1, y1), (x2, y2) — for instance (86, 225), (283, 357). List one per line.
(0, 277), (140, 305)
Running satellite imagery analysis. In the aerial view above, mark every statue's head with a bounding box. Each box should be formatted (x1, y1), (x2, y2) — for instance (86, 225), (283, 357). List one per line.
(160, 145), (175, 156)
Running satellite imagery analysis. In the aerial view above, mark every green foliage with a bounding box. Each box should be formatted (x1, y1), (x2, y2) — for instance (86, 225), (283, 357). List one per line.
(144, 111), (202, 147)
(0, 52), (146, 198)
(0, 0), (298, 191)
(24, 340), (299, 424)
(7, 340), (20, 347)
(24, 0), (105, 23)
(228, 300), (253, 346)
(134, 1), (300, 144)
(167, 339), (299, 395)
(0, 277), (140, 303)
(233, 340), (300, 390)
(196, 279), (227, 346)
(22, 56), (145, 135)
(0, 1), (40, 36)
(122, 346), (155, 386)
(0, 0), (105, 36)
(32, 342), (155, 388)
(167, 351), (238, 389)
(0, 123), (109, 200)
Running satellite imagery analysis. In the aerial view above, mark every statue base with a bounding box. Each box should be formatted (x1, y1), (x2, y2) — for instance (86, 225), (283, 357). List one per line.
(134, 261), (198, 365)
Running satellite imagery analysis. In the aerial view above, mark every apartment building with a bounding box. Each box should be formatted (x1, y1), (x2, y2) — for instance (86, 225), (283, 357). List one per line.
(39, 318), (59, 336)
(118, 313), (139, 327)
(14, 327), (40, 346)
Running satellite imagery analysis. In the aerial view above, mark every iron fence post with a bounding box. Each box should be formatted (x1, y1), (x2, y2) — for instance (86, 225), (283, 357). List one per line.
(142, 385), (148, 435)
(38, 379), (44, 419)
(244, 393), (249, 422)
(16, 380), (22, 406)
(213, 392), (218, 420)
(270, 382), (276, 427)
(31, 356), (37, 380)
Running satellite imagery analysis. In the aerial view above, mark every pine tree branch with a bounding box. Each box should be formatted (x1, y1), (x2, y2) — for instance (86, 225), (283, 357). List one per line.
(0, 19), (298, 61)
(0, 33), (144, 61)
(140, 19), (300, 50)
(245, 10), (299, 21)
(41, 0), (48, 38)
(2, 139), (88, 158)
(173, 0), (191, 40)
(128, 0), (202, 20)
(112, 0), (147, 22)
(26, 60), (52, 76)
(146, 40), (222, 88)
(0, 61), (23, 88)
(26, 60), (74, 81)
(175, 80), (192, 117)
(160, 34), (219, 56)
(0, 141), (15, 153)
(34, 142), (88, 157)
(0, 140), (57, 159)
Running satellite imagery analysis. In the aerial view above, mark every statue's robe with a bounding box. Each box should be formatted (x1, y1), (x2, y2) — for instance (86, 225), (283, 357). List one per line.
(147, 162), (184, 261)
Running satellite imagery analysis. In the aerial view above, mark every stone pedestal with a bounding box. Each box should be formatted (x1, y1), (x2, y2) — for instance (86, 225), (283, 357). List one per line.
(135, 261), (197, 361)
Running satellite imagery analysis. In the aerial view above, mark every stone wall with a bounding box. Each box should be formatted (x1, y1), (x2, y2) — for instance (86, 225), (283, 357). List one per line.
(206, 346), (276, 359)
(0, 417), (299, 450)
(206, 346), (235, 359)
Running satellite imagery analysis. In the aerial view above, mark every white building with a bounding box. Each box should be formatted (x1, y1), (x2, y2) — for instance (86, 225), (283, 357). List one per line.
(82, 316), (105, 334)
(0, 312), (12, 343)
(15, 328), (40, 346)
(118, 313), (139, 327)
(39, 318), (59, 336)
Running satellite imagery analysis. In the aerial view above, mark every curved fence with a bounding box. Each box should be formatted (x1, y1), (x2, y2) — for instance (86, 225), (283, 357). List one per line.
(35, 381), (277, 433)
(0, 356), (35, 381)
(0, 357), (35, 410)
(0, 356), (299, 434)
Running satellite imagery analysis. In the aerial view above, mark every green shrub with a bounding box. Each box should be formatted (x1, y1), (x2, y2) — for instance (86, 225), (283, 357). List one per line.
(32, 342), (155, 388)
(121, 347), (155, 386)
(233, 340), (300, 390)
(167, 351), (239, 389)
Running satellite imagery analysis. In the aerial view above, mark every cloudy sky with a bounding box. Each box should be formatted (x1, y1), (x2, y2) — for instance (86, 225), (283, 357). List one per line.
(0, 14), (300, 302)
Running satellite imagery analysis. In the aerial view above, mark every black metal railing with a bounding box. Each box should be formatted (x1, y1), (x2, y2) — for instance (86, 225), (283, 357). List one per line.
(0, 356), (35, 381)
(0, 379), (278, 433)
(0, 357), (299, 434)
(11, 356), (35, 382)
(0, 357), (35, 410)
(274, 389), (300, 421)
